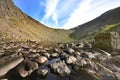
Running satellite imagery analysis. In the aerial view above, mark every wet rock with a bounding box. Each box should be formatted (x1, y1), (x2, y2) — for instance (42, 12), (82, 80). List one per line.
(37, 69), (48, 77)
(16, 60), (38, 78)
(49, 61), (71, 77)
(42, 53), (50, 59)
(35, 56), (47, 64)
(50, 53), (59, 58)
(66, 56), (77, 64)
(60, 52), (69, 60)
(0, 56), (24, 77)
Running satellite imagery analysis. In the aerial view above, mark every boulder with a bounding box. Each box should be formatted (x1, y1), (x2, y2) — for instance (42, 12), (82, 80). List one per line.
(94, 32), (120, 52)
(16, 60), (38, 77)
(0, 56), (24, 77)
(49, 61), (71, 77)
(42, 53), (50, 59)
(50, 53), (59, 58)
(66, 48), (75, 54)
(37, 69), (48, 77)
(66, 56), (77, 64)
(35, 56), (47, 64)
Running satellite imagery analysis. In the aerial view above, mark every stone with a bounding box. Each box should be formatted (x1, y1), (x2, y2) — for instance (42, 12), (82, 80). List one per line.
(0, 56), (24, 77)
(26, 53), (39, 58)
(35, 56), (47, 64)
(16, 60), (38, 78)
(42, 53), (50, 59)
(49, 61), (71, 77)
(37, 69), (48, 77)
(50, 53), (59, 58)
(60, 52), (69, 60)
(66, 48), (75, 54)
(72, 58), (88, 68)
(66, 56), (77, 64)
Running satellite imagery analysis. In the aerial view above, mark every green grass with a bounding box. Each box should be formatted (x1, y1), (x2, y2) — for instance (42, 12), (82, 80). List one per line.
(100, 23), (120, 33)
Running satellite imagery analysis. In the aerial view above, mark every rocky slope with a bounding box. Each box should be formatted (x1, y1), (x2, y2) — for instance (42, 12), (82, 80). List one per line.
(0, 0), (73, 43)
(70, 7), (120, 40)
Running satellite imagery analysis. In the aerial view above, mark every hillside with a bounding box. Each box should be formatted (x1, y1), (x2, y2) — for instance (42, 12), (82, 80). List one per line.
(0, 0), (73, 43)
(70, 7), (120, 40)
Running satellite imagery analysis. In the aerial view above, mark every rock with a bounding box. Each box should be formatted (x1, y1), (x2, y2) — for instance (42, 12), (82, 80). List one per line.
(94, 32), (120, 52)
(0, 56), (24, 77)
(42, 53), (50, 59)
(50, 53), (59, 58)
(22, 46), (30, 51)
(29, 49), (37, 53)
(66, 56), (77, 64)
(114, 72), (120, 80)
(26, 53), (39, 58)
(53, 48), (60, 53)
(35, 56), (47, 64)
(74, 51), (81, 56)
(96, 63), (116, 80)
(76, 42), (85, 48)
(69, 43), (75, 48)
(37, 69), (48, 77)
(72, 58), (88, 69)
(81, 52), (95, 59)
(49, 61), (71, 77)
(60, 52), (69, 60)
(16, 60), (38, 77)
(66, 48), (75, 54)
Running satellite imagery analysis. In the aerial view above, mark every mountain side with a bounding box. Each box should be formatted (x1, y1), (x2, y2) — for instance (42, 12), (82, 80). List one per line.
(70, 7), (120, 40)
(0, 0), (73, 43)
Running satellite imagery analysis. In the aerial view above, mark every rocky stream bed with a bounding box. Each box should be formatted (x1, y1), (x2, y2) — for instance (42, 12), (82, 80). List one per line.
(0, 41), (120, 80)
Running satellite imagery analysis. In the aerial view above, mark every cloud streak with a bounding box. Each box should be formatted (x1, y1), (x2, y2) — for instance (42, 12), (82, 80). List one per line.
(42, 0), (59, 26)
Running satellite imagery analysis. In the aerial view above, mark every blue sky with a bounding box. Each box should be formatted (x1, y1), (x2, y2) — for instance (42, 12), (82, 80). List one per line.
(13, 0), (120, 29)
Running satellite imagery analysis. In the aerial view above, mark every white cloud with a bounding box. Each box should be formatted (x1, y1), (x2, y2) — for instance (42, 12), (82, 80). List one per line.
(61, 0), (120, 29)
(61, 0), (93, 29)
(42, 0), (59, 25)
(41, 0), (120, 29)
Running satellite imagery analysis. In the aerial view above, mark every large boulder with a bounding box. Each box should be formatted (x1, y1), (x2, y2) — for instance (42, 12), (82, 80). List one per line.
(16, 60), (38, 78)
(94, 32), (120, 52)
(49, 61), (71, 77)
(0, 55), (24, 77)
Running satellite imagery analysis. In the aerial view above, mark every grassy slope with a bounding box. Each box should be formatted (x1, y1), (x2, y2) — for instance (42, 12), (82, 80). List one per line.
(70, 7), (120, 40)
(0, 0), (74, 44)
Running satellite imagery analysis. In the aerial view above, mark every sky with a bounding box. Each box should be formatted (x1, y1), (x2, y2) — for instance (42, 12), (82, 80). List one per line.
(13, 0), (120, 29)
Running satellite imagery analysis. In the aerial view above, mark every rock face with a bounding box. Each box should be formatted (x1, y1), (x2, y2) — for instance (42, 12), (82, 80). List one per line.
(49, 61), (71, 77)
(94, 32), (120, 52)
